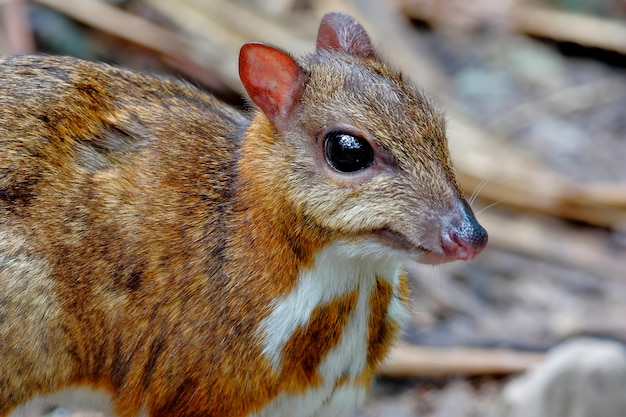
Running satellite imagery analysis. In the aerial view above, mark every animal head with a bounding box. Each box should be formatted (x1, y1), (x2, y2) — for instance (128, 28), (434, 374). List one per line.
(239, 12), (487, 264)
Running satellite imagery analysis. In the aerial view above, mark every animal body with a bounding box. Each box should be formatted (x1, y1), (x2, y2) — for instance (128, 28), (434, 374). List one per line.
(0, 12), (487, 417)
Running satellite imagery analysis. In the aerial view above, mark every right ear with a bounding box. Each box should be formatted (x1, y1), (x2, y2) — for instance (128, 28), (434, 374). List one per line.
(316, 12), (375, 58)
(239, 42), (305, 129)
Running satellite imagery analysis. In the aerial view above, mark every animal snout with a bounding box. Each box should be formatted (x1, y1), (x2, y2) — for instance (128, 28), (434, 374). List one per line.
(441, 201), (488, 261)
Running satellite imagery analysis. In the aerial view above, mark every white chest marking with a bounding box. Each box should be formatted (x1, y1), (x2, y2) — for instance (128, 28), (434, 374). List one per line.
(254, 240), (408, 417)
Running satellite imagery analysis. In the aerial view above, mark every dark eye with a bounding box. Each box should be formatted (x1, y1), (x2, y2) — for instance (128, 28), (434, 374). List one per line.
(324, 131), (374, 172)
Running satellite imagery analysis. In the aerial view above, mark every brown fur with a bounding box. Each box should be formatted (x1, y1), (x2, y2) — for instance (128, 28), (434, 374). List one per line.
(0, 12), (485, 417)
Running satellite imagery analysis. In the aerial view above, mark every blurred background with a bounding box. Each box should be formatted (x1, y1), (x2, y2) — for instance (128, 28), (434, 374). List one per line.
(1, 0), (625, 416)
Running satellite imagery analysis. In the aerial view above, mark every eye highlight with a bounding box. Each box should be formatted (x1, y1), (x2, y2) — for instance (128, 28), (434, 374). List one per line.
(323, 131), (374, 173)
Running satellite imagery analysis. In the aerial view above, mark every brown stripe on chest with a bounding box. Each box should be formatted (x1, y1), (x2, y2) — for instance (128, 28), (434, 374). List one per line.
(365, 274), (409, 374)
(278, 289), (358, 388)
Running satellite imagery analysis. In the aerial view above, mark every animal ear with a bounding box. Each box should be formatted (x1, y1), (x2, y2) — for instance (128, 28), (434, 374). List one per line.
(239, 42), (305, 128)
(316, 12), (375, 58)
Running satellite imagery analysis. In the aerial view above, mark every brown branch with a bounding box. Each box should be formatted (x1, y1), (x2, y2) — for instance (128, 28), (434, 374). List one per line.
(513, 5), (626, 55)
(379, 343), (544, 377)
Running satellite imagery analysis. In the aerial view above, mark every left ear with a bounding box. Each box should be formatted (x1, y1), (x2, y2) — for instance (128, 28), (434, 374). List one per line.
(239, 42), (305, 128)
(316, 12), (375, 58)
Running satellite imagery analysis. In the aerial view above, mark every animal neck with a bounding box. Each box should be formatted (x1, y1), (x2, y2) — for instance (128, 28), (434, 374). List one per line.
(230, 114), (330, 293)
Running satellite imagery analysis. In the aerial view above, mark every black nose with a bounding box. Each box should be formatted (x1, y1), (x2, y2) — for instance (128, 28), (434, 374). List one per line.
(441, 201), (488, 261)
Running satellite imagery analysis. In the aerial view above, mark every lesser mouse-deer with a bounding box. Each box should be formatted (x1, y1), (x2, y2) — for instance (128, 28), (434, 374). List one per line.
(0, 11), (487, 417)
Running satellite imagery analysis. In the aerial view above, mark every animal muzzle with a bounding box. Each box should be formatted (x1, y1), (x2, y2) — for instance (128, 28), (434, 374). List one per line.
(440, 200), (488, 262)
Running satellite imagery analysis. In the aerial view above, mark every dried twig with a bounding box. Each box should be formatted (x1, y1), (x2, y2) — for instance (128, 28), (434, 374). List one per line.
(513, 5), (626, 55)
(379, 343), (544, 377)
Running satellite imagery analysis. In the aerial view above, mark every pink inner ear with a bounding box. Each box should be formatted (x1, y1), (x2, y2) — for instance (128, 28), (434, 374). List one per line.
(316, 12), (374, 58)
(239, 43), (304, 126)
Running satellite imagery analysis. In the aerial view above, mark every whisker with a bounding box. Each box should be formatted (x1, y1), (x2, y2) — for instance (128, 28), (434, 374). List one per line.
(468, 174), (496, 206)
(475, 199), (506, 216)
